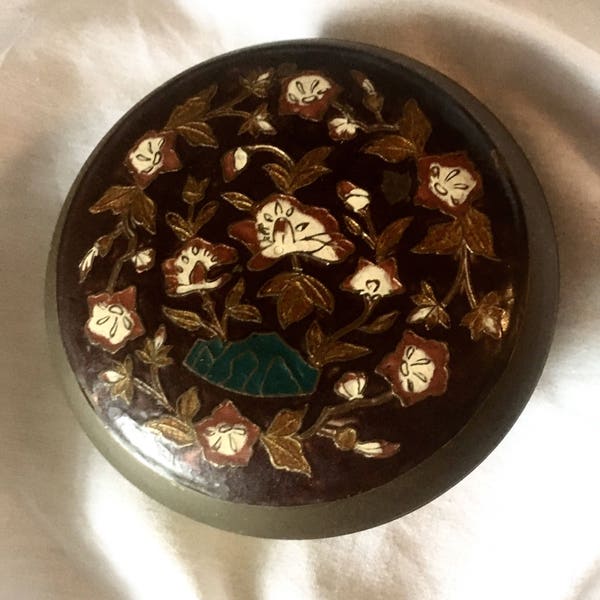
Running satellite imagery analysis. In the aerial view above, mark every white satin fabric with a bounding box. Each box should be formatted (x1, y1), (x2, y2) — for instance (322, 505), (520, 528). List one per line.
(1, 1), (599, 598)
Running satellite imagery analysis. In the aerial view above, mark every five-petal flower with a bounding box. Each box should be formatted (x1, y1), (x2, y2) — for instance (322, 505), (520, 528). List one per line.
(279, 71), (341, 121)
(85, 286), (145, 354)
(341, 258), (404, 300)
(125, 130), (182, 188)
(415, 152), (482, 217)
(194, 401), (261, 467)
(376, 330), (449, 406)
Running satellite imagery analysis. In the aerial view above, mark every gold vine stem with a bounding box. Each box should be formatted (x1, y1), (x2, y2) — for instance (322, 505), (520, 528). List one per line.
(299, 390), (395, 440)
(311, 298), (376, 368)
(201, 291), (227, 339)
(203, 90), (252, 121)
(328, 297), (375, 344)
(361, 208), (378, 243)
(106, 216), (138, 293)
(133, 377), (174, 412)
(441, 243), (478, 309)
(244, 144), (295, 169)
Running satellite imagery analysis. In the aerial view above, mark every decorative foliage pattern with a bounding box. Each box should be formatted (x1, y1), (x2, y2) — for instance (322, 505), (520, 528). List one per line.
(77, 64), (515, 485)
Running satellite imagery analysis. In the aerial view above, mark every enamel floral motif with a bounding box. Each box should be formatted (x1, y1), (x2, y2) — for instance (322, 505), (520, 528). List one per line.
(85, 287), (145, 353)
(78, 63), (514, 485)
(229, 194), (354, 270)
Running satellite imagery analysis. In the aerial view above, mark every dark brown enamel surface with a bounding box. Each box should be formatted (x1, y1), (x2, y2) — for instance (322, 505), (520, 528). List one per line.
(55, 44), (529, 507)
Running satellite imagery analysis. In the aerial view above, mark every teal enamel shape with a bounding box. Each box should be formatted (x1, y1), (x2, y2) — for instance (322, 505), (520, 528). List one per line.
(184, 332), (320, 397)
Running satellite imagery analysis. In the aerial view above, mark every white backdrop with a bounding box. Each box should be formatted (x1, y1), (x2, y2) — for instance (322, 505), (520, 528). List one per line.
(1, 1), (599, 598)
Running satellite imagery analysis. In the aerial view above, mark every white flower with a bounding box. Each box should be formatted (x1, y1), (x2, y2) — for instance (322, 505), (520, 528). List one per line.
(428, 163), (477, 207)
(255, 196), (338, 262)
(234, 147), (248, 171)
(286, 74), (332, 106)
(354, 441), (385, 456)
(203, 423), (249, 456)
(341, 258), (404, 300)
(153, 324), (166, 350)
(328, 117), (358, 141)
(88, 303), (136, 348)
(256, 116), (276, 134)
(336, 181), (370, 212)
(334, 372), (367, 401)
(361, 78), (377, 96)
(100, 369), (125, 383)
(128, 135), (166, 176)
(163, 237), (237, 296)
(398, 345), (435, 394)
(353, 440), (401, 458)
(78, 245), (99, 281)
(131, 248), (155, 273)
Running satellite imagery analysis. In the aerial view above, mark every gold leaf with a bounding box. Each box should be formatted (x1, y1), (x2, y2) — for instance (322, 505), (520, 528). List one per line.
(289, 165), (331, 192)
(411, 280), (437, 306)
(176, 122), (218, 148)
(166, 212), (194, 241)
(407, 305), (450, 330)
(227, 304), (262, 323)
(305, 320), (325, 362)
(362, 135), (417, 163)
(162, 306), (213, 334)
(225, 278), (245, 308)
(295, 146), (332, 171)
(460, 208), (496, 258)
(412, 220), (463, 255)
(129, 188), (156, 234)
(176, 387), (201, 421)
(262, 162), (292, 193)
(277, 283), (314, 329)
(193, 200), (219, 232)
(375, 216), (413, 260)
(260, 434), (312, 476)
(358, 311), (399, 334)
(89, 185), (137, 215)
(267, 407), (307, 437)
(297, 274), (335, 314)
(183, 176), (209, 205)
(288, 147), (332, 192)
(165, 84), (218, 128)
(221, 192), (254, 212)
(145, 416), (197, 446)
(258, 272), (298, 296)
(398, 99), (432, 155)
(321, 341), (371, 365)
(95, 233), (115, 257)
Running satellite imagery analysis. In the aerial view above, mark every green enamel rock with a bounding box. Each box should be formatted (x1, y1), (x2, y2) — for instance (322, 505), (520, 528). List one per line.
(184, 332), (320, 397)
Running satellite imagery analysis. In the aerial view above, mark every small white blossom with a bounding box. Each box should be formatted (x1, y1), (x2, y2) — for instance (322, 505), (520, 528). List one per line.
(131, 248), (155, 273)
(334, 372), (367, 401)
(78, 245), (99, 281)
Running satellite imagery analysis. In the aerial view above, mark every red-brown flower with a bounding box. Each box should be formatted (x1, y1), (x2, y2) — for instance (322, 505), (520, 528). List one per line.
(195, 401), (260, 468)
(376, 330), (449, 406)
(415, 152), (482, 217)
(229, 193), (354, 271)
(125, 130), (182, 188)
(341, 258), (404, 300)
(162, 237), (238, 296)
(85, 286), (145, 354)
(279, 71), (341, 121)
